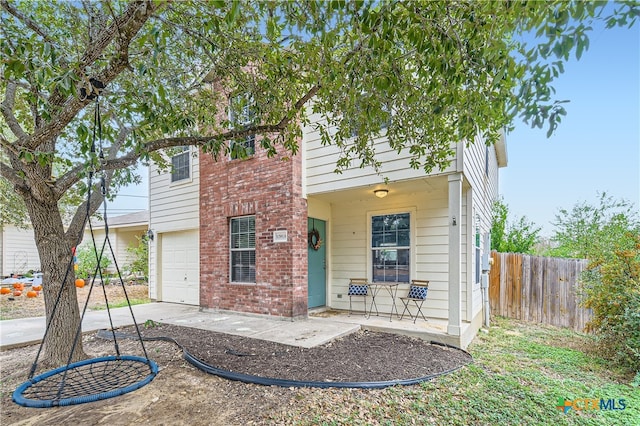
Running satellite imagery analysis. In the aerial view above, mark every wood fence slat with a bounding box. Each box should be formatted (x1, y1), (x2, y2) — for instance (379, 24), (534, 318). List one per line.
(489, 251), (500, 316)
(522, 255), (531, 322)
(534, 256), (544, 323)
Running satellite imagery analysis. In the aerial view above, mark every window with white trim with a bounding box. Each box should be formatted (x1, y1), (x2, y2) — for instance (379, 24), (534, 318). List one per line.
(171, 146), (190, 182)
(230, 216), (256, 283)
(229, 93), (255, 159)
(485, 145), (489, 177)
(349, 100), (392, 137)
(371, 213), (410, 283)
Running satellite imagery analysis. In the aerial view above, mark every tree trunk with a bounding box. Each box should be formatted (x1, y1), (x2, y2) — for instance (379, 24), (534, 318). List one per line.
(26, 196), (86, 366)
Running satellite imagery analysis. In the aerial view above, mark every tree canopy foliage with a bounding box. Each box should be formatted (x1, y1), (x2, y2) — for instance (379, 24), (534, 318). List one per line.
(490, 197), (541, 254)
(1, 0), (638, 364)
(3, 1), (639, 210)
(548, 192), (640, 259)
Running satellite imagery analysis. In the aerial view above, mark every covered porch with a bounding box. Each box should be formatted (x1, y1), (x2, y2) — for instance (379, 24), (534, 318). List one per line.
(306, 172), (481, 349)
(309, 308), (477, 349)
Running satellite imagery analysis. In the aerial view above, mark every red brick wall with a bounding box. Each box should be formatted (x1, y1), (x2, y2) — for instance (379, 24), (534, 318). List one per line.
(199, 144), (308, 318)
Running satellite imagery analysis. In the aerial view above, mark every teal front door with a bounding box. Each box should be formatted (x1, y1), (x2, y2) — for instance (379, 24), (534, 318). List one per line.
(307, 218), (326, 308)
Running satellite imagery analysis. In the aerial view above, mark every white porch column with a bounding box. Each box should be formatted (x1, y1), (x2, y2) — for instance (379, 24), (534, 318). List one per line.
(448, 173), (463, 336)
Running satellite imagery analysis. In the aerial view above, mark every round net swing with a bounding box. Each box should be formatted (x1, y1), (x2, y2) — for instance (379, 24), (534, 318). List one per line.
(13, 355), (158, 408)
(13, 88), (158, 408)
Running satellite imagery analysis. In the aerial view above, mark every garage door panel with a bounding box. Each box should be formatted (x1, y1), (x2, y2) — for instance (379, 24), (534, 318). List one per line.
(161, 230), (199, 305)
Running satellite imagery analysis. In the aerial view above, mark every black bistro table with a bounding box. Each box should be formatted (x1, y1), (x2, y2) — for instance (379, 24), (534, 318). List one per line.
(366, 282), (400, 321)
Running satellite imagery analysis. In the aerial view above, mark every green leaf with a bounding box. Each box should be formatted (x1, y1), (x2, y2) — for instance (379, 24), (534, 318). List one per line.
(76, 123), (89, 141)
(11, 60), (26, 75)
(225, 1), (240, 25)
(43, 42), (51, 59)
(19, 151), (34, 163)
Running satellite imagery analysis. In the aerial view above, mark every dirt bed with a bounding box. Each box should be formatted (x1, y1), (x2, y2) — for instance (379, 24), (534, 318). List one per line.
(0, 285), (472, 425)
(140, 323), (471, 383)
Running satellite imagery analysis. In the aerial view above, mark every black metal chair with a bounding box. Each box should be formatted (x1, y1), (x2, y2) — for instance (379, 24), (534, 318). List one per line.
(348, 278), (369, 316)
(399, 279), (429, 323)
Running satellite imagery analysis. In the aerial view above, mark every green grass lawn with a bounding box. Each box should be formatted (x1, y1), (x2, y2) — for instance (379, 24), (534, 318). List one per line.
(277, 317), (639, 425)
(91, 298), (150, 310)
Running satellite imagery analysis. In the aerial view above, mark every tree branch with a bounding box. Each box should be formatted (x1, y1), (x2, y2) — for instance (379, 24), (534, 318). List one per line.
(0, 160), (25, 188)
(64, 177), (108, 245)
(26, 0), (160, 151)
(53, 81), (319, 195)
(1, 0), (56, 45)
(1, 81), (27, 140)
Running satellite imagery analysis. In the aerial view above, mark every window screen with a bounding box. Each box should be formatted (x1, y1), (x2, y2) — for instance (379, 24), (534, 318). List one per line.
(371, 213), (410, 283)
(230, 216), (256, 283)
(171, 146), (190, 182)
(229, 94), (255, 159)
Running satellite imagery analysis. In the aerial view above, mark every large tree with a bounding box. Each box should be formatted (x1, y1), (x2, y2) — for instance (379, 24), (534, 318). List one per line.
(490, 197), (541, 254)
(548, 191), (640, 259)
(1, 0), (637, 365)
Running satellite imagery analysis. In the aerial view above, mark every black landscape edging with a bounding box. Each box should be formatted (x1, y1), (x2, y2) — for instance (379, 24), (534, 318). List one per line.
(98, 329), (473, 390)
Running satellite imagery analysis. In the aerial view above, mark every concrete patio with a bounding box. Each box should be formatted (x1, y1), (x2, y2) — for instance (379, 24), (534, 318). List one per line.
(0, 302), (471, 351)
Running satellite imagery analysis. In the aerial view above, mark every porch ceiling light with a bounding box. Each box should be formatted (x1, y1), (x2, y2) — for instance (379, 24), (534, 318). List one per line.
(374, 189), (389, 198)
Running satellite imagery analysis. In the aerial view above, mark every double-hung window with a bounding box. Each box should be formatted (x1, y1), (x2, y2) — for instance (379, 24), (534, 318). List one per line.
(230, 216), (256, 283)
(229, 93), (255, 159)
(371, 213), (410, 283)
(349, 100), (392, 138)
(171, 146), (190, 183)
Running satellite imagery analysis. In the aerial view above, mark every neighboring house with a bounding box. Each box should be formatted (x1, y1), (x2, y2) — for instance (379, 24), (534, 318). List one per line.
(148, 106), (507, 349)
(80, 210), (149, 276)
(0, 225), (41, 277)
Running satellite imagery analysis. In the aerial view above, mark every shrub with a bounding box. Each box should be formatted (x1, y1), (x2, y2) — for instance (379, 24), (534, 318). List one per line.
(75, 245), (111, 280)
(125, 235), (149, 281)
(581, 232), (640, 372)
(490, 197), (540, 254)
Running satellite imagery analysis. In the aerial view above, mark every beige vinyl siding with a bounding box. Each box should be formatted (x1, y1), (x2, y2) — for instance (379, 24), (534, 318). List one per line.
(303, 113), (457, 195)
(149, 150), (200, 232)
(1, 226), (40, 275)
(327, 182), (450, 320)
(463, 134), (502, 319)
(149, 149), (200, 299)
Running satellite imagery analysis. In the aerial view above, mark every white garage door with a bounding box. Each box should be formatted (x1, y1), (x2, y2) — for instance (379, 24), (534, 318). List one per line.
(160, 230), (199, 305)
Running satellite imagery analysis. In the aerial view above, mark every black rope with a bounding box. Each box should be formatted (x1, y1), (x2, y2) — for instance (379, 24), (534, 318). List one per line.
(27, 98), (100, 380)
(24, 86), (153, 397)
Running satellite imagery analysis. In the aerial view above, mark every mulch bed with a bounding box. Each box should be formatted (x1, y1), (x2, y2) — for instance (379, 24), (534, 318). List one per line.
(136, 323), (472, 383)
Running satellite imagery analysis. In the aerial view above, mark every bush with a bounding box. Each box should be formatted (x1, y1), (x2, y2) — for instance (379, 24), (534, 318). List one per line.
(581, 232), (640, 372)
(490, 197), (540, 254)
(75, 245), (111, 280)
(125, 235), (149, 281)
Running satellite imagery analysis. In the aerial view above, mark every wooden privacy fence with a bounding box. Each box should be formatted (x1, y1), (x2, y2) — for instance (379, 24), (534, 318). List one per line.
(488, 251), (592, 331)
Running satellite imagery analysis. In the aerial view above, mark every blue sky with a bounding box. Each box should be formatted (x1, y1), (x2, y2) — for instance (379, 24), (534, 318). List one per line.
(503, 17), (640, 236)
(109, 11), (640, 236)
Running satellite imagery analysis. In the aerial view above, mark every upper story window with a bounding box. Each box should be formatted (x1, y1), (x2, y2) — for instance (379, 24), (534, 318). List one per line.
(229, 93), (255, 159)
(349, 100), (392, 138)
(230, 216), (256, 283)
(371, 213), (410, 283)
(485, 145), (489, 177)
(171, 146), (190, 183)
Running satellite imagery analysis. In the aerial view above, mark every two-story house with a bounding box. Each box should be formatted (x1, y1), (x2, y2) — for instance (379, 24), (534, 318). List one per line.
(147, 103), (507, 349)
